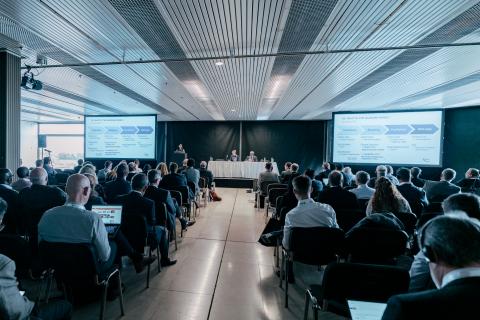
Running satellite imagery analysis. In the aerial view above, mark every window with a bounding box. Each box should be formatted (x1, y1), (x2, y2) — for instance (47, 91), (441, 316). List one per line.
(38, 123), (84, 169)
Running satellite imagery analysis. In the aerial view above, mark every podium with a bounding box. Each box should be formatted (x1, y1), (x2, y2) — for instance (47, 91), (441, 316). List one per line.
(171, 152), (187, 165)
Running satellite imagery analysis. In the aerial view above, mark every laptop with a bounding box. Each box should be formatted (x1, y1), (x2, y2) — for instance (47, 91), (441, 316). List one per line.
(348, 300), (387, 320)
(92, 205), (122, 236)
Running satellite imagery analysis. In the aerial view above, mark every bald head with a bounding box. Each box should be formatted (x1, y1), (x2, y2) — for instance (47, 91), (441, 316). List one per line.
(66, 174), (91, 205)
(30, 168), (48, 185)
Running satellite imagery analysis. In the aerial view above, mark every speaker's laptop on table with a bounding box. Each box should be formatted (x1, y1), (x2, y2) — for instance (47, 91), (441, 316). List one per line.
(91, 205), (122, 236)
(348, 300), (387, 320)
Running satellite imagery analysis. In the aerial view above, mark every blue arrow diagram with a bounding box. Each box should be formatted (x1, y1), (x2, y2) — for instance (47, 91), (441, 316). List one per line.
(137, 126), (154, 134)
(385, 125), (412, 135)
(411, 124), (439, 134)
(362, 125), (387, 135)
(121, 126), (138, 134)
(106, 126), (121, 134)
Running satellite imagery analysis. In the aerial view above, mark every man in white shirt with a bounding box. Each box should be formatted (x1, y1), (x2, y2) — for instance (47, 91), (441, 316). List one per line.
(349, 171), (375, 200)
(283, 175), (339, 250)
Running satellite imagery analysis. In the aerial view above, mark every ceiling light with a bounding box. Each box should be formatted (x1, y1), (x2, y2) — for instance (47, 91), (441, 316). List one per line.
(215, 61), (224, 66)
(231, 109), (236, 112)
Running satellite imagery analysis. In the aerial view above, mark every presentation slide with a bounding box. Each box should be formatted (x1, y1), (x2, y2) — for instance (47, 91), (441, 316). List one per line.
(85, 115), (156, 159)
(333, 110), (443, 166)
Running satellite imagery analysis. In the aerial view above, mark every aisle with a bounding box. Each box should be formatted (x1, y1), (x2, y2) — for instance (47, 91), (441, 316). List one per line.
(74, 188), (304, 320)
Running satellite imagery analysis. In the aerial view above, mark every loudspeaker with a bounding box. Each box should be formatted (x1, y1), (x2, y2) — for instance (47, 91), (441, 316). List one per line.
(38, 135), (47, 148)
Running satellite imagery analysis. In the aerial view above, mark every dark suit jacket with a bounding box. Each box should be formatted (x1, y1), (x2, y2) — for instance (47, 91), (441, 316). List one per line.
(397, 183), (428, 214)
(424, 180), (461, 203)
(144, 186), (175, 226)
(117, 191), (156, 227)
(280, 171), (292, 184)
(159, 173), (187, 190)
(18, 184), (66, 228)
(0, 185), (19, 234)
(411, 177), (425, 188)
(382, 277), (480, 319)
(104, 178), (132, 204)
(85, 195), (106, 211)
(456, 178), (480, 193)
(199, 168), (214, 188)
(318, 186), (358, 212)
(314, 170), (331, 181)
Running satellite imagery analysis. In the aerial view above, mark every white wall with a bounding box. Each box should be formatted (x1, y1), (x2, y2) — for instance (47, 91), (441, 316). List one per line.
(20, 120), (38, 168)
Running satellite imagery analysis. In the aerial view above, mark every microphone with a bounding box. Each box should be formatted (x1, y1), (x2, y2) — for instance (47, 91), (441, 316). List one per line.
(44, 149), (52, 152)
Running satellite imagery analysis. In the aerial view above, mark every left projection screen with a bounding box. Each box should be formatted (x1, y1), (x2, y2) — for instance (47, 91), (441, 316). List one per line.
(85, 115), (156, 159)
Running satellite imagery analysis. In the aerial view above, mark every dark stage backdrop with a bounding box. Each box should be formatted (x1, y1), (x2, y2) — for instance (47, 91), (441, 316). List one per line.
(242, 121), (326, 172)
(165, 122), (240, 165)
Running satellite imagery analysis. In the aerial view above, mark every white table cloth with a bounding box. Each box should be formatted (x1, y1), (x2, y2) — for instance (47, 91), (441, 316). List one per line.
(208, 161), (279, 179)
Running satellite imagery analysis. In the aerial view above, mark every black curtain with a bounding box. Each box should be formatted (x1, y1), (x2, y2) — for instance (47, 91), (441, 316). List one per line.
(241, 121), (325, 173)
(156, 121), (166, 162)
(165, 122), (240, 164)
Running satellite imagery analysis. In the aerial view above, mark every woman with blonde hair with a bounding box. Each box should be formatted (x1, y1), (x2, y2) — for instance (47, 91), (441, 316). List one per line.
(156, 162), (169, 177)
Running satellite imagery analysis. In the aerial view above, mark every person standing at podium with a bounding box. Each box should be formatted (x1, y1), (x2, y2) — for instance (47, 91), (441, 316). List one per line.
(174, 144), (186, 154)
(230, 149), (239, 162)
(245, 151), (258, 162)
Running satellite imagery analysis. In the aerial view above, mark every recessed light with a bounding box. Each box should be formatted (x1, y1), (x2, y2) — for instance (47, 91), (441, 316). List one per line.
(215, 61), (224, 66)
(231, 109), (236, 112)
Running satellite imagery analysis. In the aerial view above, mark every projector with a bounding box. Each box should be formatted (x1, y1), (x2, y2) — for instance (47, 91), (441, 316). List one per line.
(20, 66), (43, 90)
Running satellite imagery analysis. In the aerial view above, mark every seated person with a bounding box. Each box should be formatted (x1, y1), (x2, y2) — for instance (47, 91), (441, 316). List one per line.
(178, 159), (188, 175)
(411, 167), (425, 188)
(42, 157), (55, 176)
(174, 144), (186, 154)
(156, 162), (169, 178)
(134, 159), (143, 173)
(367, 165), (387, 188)
(104, 163), (131, 204)
(0, 169), (19, 234)
(11, 167), (32, 192)
(386, 165), (400, 185)
(366, 177), (412, 216)
(117, 174), (176, 267)
(35, 159), (43, 169)
(280, 162), (292, 184)
(423, 168), (461, 203)
(19, 168), (66, 250)
(318, 171), (358, 213)
(314, 162), (331, 181)
(256, 162), (279, 208)
(383, 215), (480, 319)
(160, 162), (188, 190)
(199, 161), (214, 189)
(144, 169), (193, 232)
(409, 193), (480, 293)
(304, 169), (323, 195)
(396, 167), (428, 215)
(38, 175), (154, 284)
(73, 159), (84, 173)
(245, 151), (258, 162)
(0, 253), (72, 320)
(184, 158), (200, 194)
(126, 162), (136, 182)
(97, 160), (112, 183)
(334, 164), (350, 187)
(456, 168), (480, 193)
(342, 166), (356, 187)
(229, 149), (239, 162)
(83, 173), (106, 210)
(349, 171), (375, 200)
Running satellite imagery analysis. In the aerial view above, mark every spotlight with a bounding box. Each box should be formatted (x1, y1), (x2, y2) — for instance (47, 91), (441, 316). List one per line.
(21, 66), (43, 90)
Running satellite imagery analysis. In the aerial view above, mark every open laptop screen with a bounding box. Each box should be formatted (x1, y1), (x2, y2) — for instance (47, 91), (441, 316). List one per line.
(348, 300), (387, 320)
(92, 205), (122, 225)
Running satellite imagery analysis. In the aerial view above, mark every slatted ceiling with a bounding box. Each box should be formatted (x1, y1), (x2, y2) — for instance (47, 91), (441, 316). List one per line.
(273, 0), (480, 120)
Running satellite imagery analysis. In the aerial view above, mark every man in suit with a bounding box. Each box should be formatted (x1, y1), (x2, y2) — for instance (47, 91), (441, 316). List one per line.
(367, 165), (387, 188)
(386, 165), (400, 185)
(145, 170), (193, 232)
(318, 171), (358, 213)
(184, 158), (200, 194)
(423, 168), (461, 203)
(104, 163), (132, 203)
(118, 173), (176, 267)
(280, 162), (292, 184)
(0, 169), (19, 234)
(245, 151), (258, 162)
(73, 159), (83, 173)
(11, 167), (31, 192)
(229, 149), (239, 162)
(411, 167), (425, 188)
(396, 167), (428, 215)
(456, 168), (480, 193)
(314, 162), (331, 181)
(256, 162), (279, 208)
(383, 215), (480, 319)
(160, 162), (188, 190)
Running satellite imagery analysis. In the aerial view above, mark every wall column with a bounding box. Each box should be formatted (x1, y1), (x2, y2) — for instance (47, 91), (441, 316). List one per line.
(0, 50), (21, 170)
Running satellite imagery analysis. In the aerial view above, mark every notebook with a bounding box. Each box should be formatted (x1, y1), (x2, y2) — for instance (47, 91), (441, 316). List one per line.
(348, 300), (387, 320)
(92, 205), (122, 236)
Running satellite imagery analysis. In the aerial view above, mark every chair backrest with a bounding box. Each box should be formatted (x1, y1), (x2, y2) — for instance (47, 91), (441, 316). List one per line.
(55, 172), (70, 185)
(0, 235), (32, 278)
(290, 227), (345, 265)
(335, 210), (366, 233)
(395, 212), (417, 236)
(187, 181), (197, 194)
(199, 177), (207, 189)
(267, 183), (287, 194)
(121, 213), (148, 253)
(39, 241), (99, 286)
(322, 262), (409, 305)
(345, 228), (408, 264)
(268, 188), (287, 208)
(260, 181), (276, 194)
(170, 186), (189, 205)
(169, 190), (183, 207)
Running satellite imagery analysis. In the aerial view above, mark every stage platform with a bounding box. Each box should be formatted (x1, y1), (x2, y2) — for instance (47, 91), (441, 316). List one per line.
(214, 178), (254, 188)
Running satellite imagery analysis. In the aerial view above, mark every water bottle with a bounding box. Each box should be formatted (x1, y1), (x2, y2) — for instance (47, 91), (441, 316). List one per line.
(209, 156), (213, 161)
(271, 157), (273, 163)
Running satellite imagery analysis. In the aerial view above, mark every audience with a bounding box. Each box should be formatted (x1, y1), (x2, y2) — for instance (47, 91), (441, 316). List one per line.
(104, 163), (131, 203)
(126, 162), (136, 181)
(142, 164), (152, 173)
(280, 162), (292, 184)
(245, 151), (258, 162)
(117, 174), (176, 267)
(367, 165), (387, 188)
(366, 177), (412, 216)
(97, 160), (112, 183)
(184, 158), (200, 193)
(73, 159), (84, 173)
(342, 166), (355, 187)
(396, 167), (429, 215)
(134, 159), (142, 173)
(334, 163), (350, 187)
(457, 168), (480, 193)
(304, 169), (323, 195)
(423, 168), (461, 203)
(0, 169), (19, 234)
(318, 171), (358, 212)
(315, 162), (331, 181)
(83, 173), (106, 210)
(411, 167), (425, 188)
(35, 159), (43, 168)
(385, 165), (399, 185)
(256, 162), (279, 208)
(349, 171), (375, 200)
(11, 167), (31, 192)
(199, 161), (214, 189)
(43, 157), (55, 176)
(383, 215), (480, 319)
(159, 162), (188, 190)
(78, 163), (96, 175)
(156, 162), (169, 177)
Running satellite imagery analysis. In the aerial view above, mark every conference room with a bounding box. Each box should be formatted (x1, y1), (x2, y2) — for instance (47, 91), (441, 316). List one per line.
(1, 1), (480, 319)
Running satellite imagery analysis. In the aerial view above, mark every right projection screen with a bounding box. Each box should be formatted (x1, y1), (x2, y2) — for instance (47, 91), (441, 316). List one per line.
(332, 110), (444, 166)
